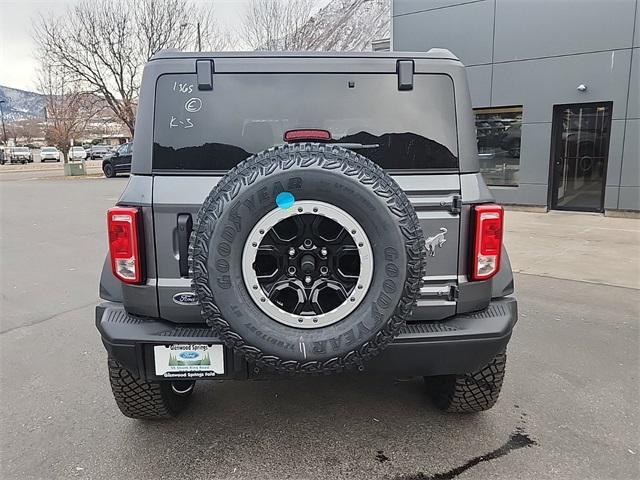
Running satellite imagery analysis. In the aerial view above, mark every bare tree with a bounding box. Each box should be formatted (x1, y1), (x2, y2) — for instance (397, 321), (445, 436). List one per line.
(18, 119), (42, 144)
(5, 119), (42, 145)
(34, 0), (228, 136)
(134, 0), (230, 58)
(4, 123), (21, 145)
(38, 63), (101, 155)
(242, 0), (314, 50)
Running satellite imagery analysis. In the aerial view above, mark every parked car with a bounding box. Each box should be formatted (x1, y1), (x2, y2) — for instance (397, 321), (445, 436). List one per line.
(87, 144), (112, 159)
(8, 146), (33, 164)
(97, 50), (516, 420)
(101, 142), (132, 177)
(40, 146), (61, 162)
(68, 145), (87, 161)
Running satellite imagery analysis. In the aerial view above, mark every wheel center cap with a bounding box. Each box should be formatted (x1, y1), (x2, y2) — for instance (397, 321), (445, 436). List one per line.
(300, 254), (315, 274)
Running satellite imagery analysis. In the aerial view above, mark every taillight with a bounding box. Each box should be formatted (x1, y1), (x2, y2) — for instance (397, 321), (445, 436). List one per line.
(283, 129), (332, 143)
(471, 204), (504, 281)
(107, 207), (143, 284)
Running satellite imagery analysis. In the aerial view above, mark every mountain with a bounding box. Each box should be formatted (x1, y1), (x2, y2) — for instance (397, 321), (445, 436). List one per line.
(0, 85), (45, 121)
(298, 0), (390, 51)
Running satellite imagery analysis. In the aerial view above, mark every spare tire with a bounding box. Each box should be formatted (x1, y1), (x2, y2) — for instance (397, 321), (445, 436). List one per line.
(189, 143), (425, 374)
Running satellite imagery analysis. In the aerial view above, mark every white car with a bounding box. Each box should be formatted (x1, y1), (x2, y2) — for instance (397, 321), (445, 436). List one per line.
(68, 146), (87, 161)
(40, 146), (61, 163)
(8, 147), (33, 164)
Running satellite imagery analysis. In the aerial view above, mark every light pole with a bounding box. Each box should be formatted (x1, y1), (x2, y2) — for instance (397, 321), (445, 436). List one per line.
(0, 100), (7, 145)
(180, 22), (202, 52)
(197, 22), (202, 52)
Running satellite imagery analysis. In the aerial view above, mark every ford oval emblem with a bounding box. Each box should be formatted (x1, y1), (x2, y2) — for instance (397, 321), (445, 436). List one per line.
(172, 292), (199, 306)
(178, 350), (200, 360)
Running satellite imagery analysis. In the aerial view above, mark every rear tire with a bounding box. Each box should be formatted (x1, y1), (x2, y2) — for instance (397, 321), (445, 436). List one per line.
(103, 162), (115, 178)
(107, 358), (194, 419)
(425, 350), (506, 412)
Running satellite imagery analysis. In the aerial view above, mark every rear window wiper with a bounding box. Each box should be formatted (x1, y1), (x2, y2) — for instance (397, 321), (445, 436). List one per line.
(328, 143), (380, 150)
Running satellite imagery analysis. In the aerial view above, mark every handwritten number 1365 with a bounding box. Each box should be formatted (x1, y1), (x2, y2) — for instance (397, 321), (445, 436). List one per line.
(173, 82), (194, 94)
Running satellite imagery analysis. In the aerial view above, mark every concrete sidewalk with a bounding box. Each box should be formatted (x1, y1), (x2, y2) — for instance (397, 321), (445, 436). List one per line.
(0, 159), (103, 174)
(505, 210), (640, 289)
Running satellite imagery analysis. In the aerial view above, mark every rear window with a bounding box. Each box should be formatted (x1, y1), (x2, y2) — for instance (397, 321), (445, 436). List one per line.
(42, 147), (56, 152)
(153, 73), (458, 171)
(13, 147), (29, 153)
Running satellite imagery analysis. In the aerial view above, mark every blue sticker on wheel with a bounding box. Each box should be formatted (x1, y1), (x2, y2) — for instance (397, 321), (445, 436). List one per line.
(276, 191), (295, 209)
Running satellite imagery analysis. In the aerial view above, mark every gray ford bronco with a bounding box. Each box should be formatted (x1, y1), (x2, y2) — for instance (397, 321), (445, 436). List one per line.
(97, 50), (517, 419)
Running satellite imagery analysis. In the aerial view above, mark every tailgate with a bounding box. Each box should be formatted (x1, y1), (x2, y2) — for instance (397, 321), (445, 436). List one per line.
(152, 174), (460, 323)
(149, 66), (462, 323)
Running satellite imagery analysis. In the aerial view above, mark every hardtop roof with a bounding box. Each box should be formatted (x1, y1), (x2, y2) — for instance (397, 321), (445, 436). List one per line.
(151, 49), (459, 62)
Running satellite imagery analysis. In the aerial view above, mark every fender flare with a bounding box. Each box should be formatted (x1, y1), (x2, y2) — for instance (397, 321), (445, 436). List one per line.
(492, 246), (514, 298)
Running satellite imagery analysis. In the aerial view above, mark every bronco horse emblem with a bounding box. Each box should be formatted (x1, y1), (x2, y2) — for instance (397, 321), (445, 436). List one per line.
(425, 227), (448, 257)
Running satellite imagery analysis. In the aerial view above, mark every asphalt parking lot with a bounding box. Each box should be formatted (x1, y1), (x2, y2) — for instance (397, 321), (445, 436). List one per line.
(0, 171), (638, 480)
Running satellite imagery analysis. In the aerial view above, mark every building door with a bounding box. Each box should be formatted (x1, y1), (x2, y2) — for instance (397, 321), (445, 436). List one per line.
(550, 102), (612, 212)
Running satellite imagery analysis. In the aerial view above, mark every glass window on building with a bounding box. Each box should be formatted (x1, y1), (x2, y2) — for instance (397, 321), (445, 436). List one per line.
(474, 107), (523, 186)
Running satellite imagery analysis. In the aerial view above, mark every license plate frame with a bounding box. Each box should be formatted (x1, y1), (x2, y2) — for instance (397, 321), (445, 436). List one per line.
(153, 344), (224, 379)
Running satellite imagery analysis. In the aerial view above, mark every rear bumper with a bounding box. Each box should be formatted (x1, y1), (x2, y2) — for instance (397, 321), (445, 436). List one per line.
(96, 297), (517, 380)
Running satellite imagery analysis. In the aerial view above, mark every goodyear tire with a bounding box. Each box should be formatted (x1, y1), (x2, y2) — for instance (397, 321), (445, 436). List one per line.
(425, 350), (507, 412)
(108, 358), (194, 419)
(189, 143), (425, 374)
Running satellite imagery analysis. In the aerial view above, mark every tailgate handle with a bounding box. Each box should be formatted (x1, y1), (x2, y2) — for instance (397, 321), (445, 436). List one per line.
(177, 214), (193, 277)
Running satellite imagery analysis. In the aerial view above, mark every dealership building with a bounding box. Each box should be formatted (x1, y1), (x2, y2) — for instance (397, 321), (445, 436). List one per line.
(391, 0), (639, 213)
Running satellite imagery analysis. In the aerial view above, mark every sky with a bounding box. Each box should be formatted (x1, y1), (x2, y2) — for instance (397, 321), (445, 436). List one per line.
(0, 0), (331, 92)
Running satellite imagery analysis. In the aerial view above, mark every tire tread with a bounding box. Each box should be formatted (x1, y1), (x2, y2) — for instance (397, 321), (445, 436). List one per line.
(108, 358), (185, 419)
(427, 351), (507, 413)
